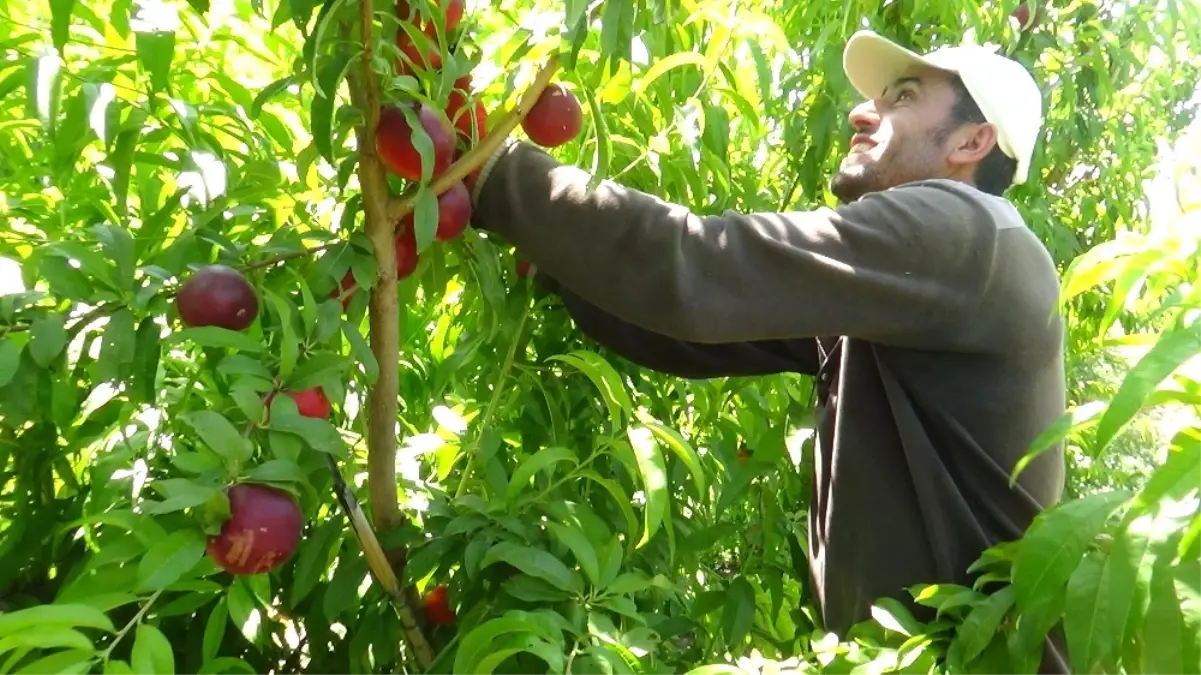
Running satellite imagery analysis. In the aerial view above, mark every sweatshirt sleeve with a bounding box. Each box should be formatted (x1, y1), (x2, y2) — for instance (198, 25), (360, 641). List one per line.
(473, 141), (1002, 350)
(537, 274), (820, 377)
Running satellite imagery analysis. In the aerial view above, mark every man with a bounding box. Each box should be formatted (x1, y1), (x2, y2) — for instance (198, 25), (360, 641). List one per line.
(470, 30), (1068, 670)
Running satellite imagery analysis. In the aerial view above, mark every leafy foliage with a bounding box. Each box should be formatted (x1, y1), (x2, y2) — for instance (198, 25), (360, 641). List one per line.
(1, 0), (1199, 674)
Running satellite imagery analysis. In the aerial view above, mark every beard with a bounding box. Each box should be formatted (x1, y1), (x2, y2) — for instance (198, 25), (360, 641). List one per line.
(829, 163), (880, 204)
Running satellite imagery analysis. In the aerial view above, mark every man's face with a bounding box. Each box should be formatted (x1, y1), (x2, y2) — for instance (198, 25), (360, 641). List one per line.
(829, 65), (963, 204)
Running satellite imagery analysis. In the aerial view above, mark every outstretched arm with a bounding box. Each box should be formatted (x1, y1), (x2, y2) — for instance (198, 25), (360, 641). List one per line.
(535, 273), (820, 377)
(473, 141), (1010, 352)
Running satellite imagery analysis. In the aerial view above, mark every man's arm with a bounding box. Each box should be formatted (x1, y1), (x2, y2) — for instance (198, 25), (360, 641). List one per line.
(537, 273), (820, 377)
(473, 141), (1003, 350)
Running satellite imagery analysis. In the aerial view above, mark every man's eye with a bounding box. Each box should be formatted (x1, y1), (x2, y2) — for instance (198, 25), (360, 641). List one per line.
(896, 90), (915, 102)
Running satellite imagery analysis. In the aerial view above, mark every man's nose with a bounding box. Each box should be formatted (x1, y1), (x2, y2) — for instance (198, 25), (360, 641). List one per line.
(848, 100), (880, 132)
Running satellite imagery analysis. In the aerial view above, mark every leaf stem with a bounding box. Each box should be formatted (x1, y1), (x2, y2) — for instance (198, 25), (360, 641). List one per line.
(454, 300), (532, 499)
(99, 588), (164, 660)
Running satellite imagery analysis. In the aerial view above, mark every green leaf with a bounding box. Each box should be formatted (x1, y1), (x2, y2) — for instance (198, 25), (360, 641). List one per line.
(169, 326), (264, 353)
(243, 458), (308, 486)
(578, 469), (639, 547)
(948, 586), (1016, 667)
(135, 30), (176, 95)
(291, 520), (342, 605)
(1012, 490), (1131, 614)
(548, 351), (632, 432)
(143, 478), (221, 515)
(49, 0), (76, 55)
(311, 49), (353, 165)
(29, 313), (67, 367)
(131, 623), (174, 675)
(0, 603), (115, 636)
(202, 598), (227, 664)
(502, 574), (574, 603)
(1063, 552), (1107, 674)
(93, 224), (136, 289)
(98, 308), (137, 383)
(626, 426), (668, 550)
(481, 542), (581, 594)
(130, 318), (162, 404)
(15, 649), (95, 675)
(285, 353), (351, 391)
(250, 76), (296, 118)
(197, 657), (257, 675)
(0, 627), (94, 653)
(453, 614), (559, 675)
(1142, 555), (1200, 674)
(137, 528), (206, 592)
(104, 659), (134, 675)
(871, 597), (924, 637)
(264, 289), (298, 378)
(720, 576), (755, 647)
(343, 321), (378, 383)
(1093, 323), (1201, 454)
(1126, 428), (1201, 519)
(183, 410), (253, 463)
(639, 420), (706, 497)
(0, 338), (22, 387)
(506, 446), (577, 503)
(603, 571), (652, 596)
(545, 521), (600, 587)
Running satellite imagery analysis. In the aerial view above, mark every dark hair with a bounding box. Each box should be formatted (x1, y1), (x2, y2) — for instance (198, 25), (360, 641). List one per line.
(938, 75), (1019, 196)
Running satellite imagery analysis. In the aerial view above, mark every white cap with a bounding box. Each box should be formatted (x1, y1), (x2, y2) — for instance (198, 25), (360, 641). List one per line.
(842, 30), (1044, 185)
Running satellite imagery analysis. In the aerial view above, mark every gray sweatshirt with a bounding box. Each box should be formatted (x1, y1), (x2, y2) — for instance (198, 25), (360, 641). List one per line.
(473, 141), (1069, 670)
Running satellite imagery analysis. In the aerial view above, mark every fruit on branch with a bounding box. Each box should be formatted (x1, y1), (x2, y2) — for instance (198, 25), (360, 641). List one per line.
(330, 270), (357, 311)
(423, 584), (456, 624)
(377, 104), (456, 182)
(206, 483), (303, 576)
(177, 264), (259, 331)
(522, 83), (583, 148)
(446, 75), (488, 144)
(1012, 2), (1041, 29)
(396, 0), (465, 38)
(396, 31), (443, 73)
(395, 227), (420, 279)
(268, 387), (332, 419)
(516, 259), (532, 278)
(401, 181), (473, 243)
(290, 387), (331, 419)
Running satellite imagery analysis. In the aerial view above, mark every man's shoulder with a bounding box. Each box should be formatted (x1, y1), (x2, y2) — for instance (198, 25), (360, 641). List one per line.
(880, 178), (1030, 229)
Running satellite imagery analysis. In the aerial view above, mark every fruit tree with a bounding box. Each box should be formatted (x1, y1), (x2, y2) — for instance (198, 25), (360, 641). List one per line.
(0, 0), (1199, 674)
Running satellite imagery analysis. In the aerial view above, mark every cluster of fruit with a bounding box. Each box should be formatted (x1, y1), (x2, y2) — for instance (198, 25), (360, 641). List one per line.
(169, 0), (585, 624)
(348, 0), (582, 298)
(172, 265), (315, 577)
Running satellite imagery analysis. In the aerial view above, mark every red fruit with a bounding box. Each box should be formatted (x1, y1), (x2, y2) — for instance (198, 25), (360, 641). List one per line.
(377, 104), (455, 182)
(522, 83), (583, 148)
(395, 228), (419, 279)
(516, 259), (532, 278)
(396, 0), (465, 38)
(737, 448), (751, 464)
(446, 76), (487, 144)
(176, 265), (259, 331)
(289, 387), (331, 419)
(447, 93), (487, 144)
(329, 270), (357, 311)
(423, 584), (456, 625)
(1012, 3), (1040, 29)
(401, 182), (473, 243)
(396, 31), (442, 71)
(206, 483), (303, 576)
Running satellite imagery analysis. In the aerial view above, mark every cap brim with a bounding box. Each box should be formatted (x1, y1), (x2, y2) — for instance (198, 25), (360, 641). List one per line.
(843, 31), (939, 100)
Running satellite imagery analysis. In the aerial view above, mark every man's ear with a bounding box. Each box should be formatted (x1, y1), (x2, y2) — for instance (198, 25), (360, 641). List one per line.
(948, 122), (998, 168)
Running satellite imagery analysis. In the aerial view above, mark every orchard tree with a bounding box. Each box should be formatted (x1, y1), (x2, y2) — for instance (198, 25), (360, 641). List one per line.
(0, 0), (1199, 674)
